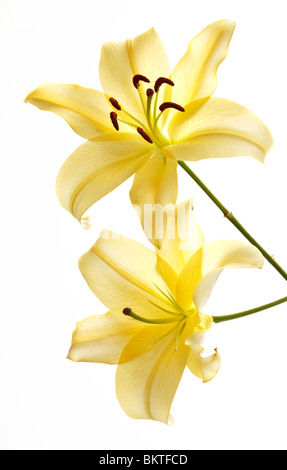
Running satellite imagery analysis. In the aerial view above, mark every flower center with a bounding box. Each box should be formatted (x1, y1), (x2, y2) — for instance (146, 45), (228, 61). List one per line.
(109, 74), (185, 147)
(122, 299), (199, 352)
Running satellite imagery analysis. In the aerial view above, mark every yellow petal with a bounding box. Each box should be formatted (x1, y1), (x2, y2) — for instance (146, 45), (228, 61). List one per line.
(130, 154), (178, 249)
(78, 231), (176, 318)
(154, 255), (179, 300)
(99, 28), (170, 125)
(25, 84), (118, 139)
(164, 98), (273, 163)
(175, 248), (204, 311)
(67, 311), (143, 364)
(157, 199), (205, 276)
(56, 133), (153, 222)
(186, 344), (221, 383)
(184, 313), (213, 345)
(169, 20), (235, 107)
(198, 313), (214, 332)
(193, 240), (264, 311)
(116, 328), (189, 423)
(176, 239), (263, 312)
(164, 135), (268, 163)
(119, 324), (177, 363)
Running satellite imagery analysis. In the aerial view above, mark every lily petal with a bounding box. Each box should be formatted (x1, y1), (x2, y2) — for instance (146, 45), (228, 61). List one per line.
(193, 240), (264, 312)
(157, 199), (205, 276)
(78, 231), (176, 317)
(130, 155), (178, 249)
(175, 248), (204, 311)
(184, 313), (213, 346)
(164, 98), (273, 163)
(176, 240), (263, 312)
(116, 329), (189, 423)
(186, 344), (221, 383)
(99, 28), (170, 125)
(25, 84), (119, 139)
(67, 311), (142, 364)
(56, 133), (154, 223)
(169, 20), (235, 108)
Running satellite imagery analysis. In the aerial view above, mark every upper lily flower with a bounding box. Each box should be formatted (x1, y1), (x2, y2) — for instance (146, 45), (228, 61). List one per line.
(68, 201), (264, 424)
(25, 20), (273, 243)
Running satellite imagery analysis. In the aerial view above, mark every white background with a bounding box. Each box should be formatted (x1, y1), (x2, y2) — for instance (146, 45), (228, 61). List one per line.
(1, 0), (287, 450)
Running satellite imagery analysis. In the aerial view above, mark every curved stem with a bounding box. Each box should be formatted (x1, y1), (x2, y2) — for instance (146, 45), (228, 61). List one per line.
(212, 296), (287, 323)
(178, 161), (287, 282)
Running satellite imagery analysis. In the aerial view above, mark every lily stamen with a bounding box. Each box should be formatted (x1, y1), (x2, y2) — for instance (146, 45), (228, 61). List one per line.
(109, 75), (175, 146)
(153, 101), (185, 136)
(136, 127), (153, 144)
(147, 299), (178, 316)
(159, 102), (185, 113)
(154, 77), (174, 93)
(153, 283), (183, 312)
(109, 97), (121, 110)
(146, 88), (155, 131)
(153, 77), (174, 127)
(133, 74), (150, 88)
(117, 118), (138, 129)
(147, 323), (180, 349)
(109, 97), (153, 139)
(110, 112), (119, 131)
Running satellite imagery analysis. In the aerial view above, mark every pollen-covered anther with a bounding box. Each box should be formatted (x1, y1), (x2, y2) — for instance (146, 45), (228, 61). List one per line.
(137, 127), (153, 144)
(133, 74), (150, 88)
(159, 102), (185, 112)
(110, 112), (119, 131)
(154, 77), (174, 93)
(109, 97), (122, 110)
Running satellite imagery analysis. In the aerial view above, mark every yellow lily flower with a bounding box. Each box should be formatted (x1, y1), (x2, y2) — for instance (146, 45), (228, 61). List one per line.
(25, 20), (273, 246)
(68, 201), (264, 423)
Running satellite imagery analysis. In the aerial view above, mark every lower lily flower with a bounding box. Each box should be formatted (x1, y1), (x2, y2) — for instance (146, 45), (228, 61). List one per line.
(68, 202), (264, 423)
(25, 20), (273, 247)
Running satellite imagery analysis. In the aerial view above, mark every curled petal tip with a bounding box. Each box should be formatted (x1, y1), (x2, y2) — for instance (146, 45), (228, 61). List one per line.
(167, 414), (175, 427)
(81, 217), (92, 230)
(216, 19), (236, 30)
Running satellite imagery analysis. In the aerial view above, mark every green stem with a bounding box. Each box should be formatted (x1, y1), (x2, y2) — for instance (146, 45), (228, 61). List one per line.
(178, 161), (287, 282)
(212, 296), (287, 323)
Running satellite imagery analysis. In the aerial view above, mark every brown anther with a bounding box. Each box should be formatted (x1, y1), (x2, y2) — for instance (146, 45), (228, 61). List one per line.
(137, 127), (153, 144)
(154, 77), (174, 93)
(110, 112), (119, 131)
(159, 102), (185, 112)
(146, 88), (155, 97)
(133, 74), (150, 88)
(109, 97), (121, 110)
(123, 307), (132, 316)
